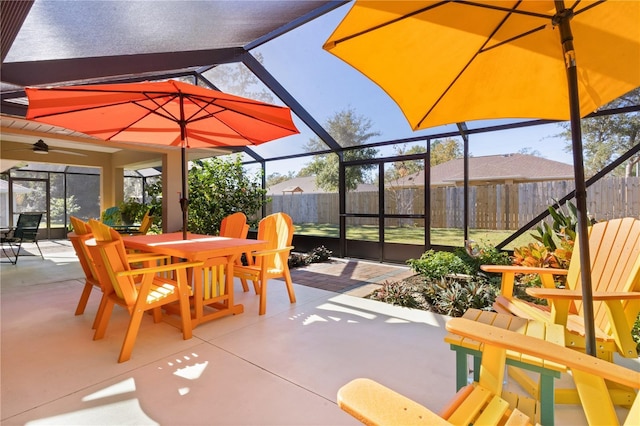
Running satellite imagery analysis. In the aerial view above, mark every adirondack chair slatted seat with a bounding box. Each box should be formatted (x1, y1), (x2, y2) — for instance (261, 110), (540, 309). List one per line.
(338, 318), (640, 426)
(481, 217), (640, 406)
(233, 212), (296, 315)
(1, 212), (44, 264)
(86, 219), (202, 362)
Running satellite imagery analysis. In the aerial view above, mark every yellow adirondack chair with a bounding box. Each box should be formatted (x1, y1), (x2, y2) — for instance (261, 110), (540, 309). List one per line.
(338, 318), (640, 426)
(87, 219), (202, 363)
(233, 212), (296, 315)
(482, 217), (640, 362)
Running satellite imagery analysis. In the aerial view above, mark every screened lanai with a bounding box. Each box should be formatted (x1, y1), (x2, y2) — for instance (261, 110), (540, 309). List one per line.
(1, 0), (639, 263)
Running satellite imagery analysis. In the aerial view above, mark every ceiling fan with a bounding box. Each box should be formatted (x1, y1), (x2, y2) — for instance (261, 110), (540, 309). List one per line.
(16, 139), (87, 157)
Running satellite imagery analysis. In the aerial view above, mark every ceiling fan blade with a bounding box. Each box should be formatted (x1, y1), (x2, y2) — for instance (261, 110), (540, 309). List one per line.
(49, 148), (87, 157)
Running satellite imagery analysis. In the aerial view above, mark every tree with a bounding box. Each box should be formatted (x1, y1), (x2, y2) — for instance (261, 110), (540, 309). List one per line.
(518, 147), (543, 157)
(560, 88), (640, 177)
(204, 53), (274, 103)
(386, 144), (428, 180)
(431, 138), (462, 166)
(266, 171), (296, 188)
(187, 155), (268, 234)
(300, 108), (380, 191)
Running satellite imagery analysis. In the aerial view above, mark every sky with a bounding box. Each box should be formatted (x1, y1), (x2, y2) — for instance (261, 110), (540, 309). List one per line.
(244, 3), (575, 176)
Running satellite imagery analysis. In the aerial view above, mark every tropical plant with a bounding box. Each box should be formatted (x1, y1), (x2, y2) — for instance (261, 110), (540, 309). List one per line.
(369, 280), (422, 309)
(533, 201), (578, 252)
(423, 277), (497, 317)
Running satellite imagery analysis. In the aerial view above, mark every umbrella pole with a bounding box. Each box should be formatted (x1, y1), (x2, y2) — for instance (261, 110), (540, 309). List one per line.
(181, 146), (188, 240)
(555, 1), (596, 356)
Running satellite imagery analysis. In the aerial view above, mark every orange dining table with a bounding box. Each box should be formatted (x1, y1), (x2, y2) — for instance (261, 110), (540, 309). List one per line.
(122, 232), (267, 326)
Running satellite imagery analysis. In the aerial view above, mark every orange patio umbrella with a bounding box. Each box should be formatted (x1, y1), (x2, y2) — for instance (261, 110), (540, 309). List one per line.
(26, 80), (299, 239)
(324, 0), (640, 355)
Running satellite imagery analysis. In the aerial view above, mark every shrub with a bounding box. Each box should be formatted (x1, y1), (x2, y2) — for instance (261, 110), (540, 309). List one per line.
(407, 250), (471, 280)
(308, 246), (332, 263)
(288, 252), (308, 268)
(287, 246), (333, 268)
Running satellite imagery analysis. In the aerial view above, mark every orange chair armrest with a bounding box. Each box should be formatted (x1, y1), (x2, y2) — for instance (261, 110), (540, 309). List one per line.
(126, 253), (170, 263)
(116, 260), (204, 277)
(252, 246), (294, 257)
(481, 265), (568, 275)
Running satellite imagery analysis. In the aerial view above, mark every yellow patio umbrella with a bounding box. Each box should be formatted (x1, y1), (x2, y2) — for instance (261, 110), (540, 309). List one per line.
(324, 0), (640, 356)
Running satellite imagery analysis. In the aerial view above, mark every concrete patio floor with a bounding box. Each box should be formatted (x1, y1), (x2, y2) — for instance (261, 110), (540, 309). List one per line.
(0, 241), (614, 425)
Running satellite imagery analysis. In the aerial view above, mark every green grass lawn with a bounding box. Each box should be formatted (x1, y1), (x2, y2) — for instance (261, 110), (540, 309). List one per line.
(294, 223), (536, 249)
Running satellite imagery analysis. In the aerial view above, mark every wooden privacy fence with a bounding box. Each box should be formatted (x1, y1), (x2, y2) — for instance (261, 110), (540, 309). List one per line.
(267, 177), (640, 230)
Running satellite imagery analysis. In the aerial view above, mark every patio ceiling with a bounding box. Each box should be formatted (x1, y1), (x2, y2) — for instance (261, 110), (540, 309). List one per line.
(0, 0), (344, 170)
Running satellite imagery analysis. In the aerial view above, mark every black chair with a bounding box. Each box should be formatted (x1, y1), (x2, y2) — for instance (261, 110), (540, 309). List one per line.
(1, 213), (44, 264)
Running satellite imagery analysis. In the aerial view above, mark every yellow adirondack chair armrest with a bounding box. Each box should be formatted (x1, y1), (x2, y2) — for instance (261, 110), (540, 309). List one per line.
(251, 246), (294, 257)
(446, 318), (640, 390)
(527, 288), (640, 301)
(481, 265), (569, 276)
(337, 378), (451, 426)
(591, 291), (640, 300)
(115, 260), (204, 277)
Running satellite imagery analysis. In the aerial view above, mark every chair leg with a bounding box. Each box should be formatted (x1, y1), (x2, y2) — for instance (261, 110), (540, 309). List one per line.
(1, 243), (18, 264)
(151, 307), (163, 323)
(33, 241), (44, 259)
(75, 282), (94, 315)
(93, 293), (109, 330)
(283, 268), (296, 303)
(258, 271), (268, 316)
(94, 298), (115, 340)
(118, 309), (145, 363)
(240, 278), (249, 292)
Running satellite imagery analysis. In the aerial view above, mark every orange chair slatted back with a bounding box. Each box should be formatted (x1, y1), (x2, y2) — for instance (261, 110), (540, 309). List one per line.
(88, 219), (138, 306)
(220, 212), (249, 239)
(256, 212), (293, 272)
(69, 217), (99, 283)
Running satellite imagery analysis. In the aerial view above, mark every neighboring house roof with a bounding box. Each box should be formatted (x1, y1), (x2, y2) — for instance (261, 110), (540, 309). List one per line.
(0, 179), (32, 194)
(389, 153), (575, 187)
(266, 176), (377, 195)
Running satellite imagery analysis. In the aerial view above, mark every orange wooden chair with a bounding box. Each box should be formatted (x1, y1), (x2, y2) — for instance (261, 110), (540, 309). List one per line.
(220, 211), (249, 240)
(87, 219), (202, 362)
(193, 212), (251, 303)
(233, 212), (296, 315)
(69, 216), (169, 327)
